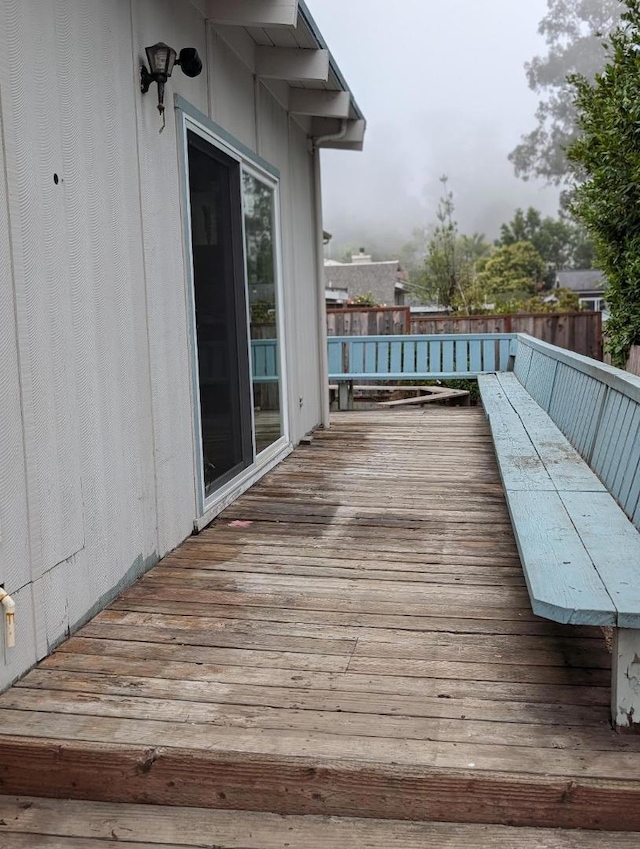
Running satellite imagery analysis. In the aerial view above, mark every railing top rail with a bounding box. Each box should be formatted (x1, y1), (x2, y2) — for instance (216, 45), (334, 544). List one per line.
(329, 333), (518, 344)
(517, 333), (640, 404)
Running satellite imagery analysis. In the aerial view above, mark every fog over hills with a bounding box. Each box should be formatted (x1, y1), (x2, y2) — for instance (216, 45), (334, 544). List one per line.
(310, 0), (561, 256)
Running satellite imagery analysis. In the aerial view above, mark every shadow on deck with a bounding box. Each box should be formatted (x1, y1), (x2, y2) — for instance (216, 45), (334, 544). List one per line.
(1, 409), (640, 839)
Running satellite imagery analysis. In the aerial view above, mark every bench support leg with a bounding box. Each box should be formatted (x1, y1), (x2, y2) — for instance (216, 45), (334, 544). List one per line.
(612, 629), (640, 730)
(338, 381), (354, 411)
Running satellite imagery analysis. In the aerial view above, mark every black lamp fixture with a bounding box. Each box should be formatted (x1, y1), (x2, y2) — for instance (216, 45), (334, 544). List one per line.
(141, 42), (203, 130)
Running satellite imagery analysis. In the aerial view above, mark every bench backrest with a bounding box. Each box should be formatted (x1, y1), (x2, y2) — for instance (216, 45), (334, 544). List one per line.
(328, 334), (517, 380)
(514, 335), (640, 531)
(251, 338), (279, 383)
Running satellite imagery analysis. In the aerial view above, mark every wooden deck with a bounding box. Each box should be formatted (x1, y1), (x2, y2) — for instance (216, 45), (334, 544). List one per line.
(3, 796), (640, 847)
(1, 409), (640, 837)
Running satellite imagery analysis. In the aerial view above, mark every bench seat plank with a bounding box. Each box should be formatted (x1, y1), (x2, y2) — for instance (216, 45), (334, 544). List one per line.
(561, 492), (640, 629)
(506, 490), (616, 626)
(478, 374), (555, 492)
(495, 373), (607, 494)
(478, 375), (553, 491)
(480, 374), (640, 629)
(481, 338), (640, 726)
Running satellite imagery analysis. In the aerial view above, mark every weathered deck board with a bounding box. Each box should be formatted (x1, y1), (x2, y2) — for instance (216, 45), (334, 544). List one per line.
(0, 410), (639, 831)
(3, 796), (640, 848)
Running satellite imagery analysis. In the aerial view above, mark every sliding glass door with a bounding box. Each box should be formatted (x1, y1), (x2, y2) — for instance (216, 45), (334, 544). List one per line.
(187, 131), (253, 498)
(184, 118), (287, 510)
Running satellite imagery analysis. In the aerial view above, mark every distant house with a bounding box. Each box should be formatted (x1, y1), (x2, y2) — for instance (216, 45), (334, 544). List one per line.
(556, 270), (607, 312)
(325, 286), (350, 306)
(324, 250), (408, 306)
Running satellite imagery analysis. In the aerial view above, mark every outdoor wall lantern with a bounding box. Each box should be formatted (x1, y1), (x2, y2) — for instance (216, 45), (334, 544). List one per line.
(141, 43), (203, 130)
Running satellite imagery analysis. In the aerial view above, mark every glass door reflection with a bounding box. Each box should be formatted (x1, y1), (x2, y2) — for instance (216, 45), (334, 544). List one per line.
(243, 172), (284, 454)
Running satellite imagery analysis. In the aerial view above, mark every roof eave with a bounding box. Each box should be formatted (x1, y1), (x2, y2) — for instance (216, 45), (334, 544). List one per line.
(200, 1), (365, 150)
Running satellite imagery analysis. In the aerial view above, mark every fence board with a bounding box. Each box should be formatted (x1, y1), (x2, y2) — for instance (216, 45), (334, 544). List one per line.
(483, 339), (496, 373)
(409, 312), (602, 360)
(455, 339), (468, 373)
(442, 340), (454, 373)
(327, 307), (410, 336)
(470, 339), (482, 373)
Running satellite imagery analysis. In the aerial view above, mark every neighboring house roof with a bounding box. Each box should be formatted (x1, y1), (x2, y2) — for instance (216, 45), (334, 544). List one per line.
(324, 260), (406, 305)
(556, 270), (606, 295)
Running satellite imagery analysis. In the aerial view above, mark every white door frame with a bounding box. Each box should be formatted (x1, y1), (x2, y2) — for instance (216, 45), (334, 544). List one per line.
(175, 96), (291, 527)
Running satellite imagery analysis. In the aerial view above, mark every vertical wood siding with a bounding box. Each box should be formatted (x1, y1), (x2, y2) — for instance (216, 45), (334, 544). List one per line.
(287, 118), (322, 438)
(1, 0), (84, 586)
(0, 0), (325, 688)
(132, 0), (209, 556)
(0, 52), (33, 676)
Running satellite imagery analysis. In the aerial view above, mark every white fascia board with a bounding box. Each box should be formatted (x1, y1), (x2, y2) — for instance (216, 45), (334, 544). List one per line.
(256, 47), (329, 82)
(289, 89), (351, 119)
(206, 0), (299, 28)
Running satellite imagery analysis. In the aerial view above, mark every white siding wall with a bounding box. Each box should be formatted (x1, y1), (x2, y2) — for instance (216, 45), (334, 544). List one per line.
(257, 81), (323, 438)
(132, 0), (208, 556)
(287, 118), (323, 436)
(0, 0), (325, 689)
(0, 39), (36, 680)
(209, 30), (257, 151)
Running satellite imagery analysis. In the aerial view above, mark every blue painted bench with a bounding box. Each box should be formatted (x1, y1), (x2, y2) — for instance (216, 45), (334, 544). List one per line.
(328, 334), (517, 409)
(199, 339), (279, 385)
(251, 339), (279, 384)
(479, 335), (640, 729)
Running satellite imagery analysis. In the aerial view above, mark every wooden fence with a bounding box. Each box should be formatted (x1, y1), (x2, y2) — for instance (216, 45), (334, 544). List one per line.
(327, 306), (410, 337)
(327, 309), (601, 360)
(409, 312), (602, 360)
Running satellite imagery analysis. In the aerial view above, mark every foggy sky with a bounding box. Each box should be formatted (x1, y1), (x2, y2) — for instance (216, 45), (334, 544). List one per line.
(310, 0), (561, 253)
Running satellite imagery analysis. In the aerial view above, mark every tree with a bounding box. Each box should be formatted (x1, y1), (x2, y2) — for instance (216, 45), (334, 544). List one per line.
(409, 178), (490, 310)
(459, 232), (492, 266)
(243, 173), (275, 287)
(476, 242), (546, 304)
(497, 207), (593, 282)
(510, 0), (621, 185)
(568, 0), (640, 366)
(490, 287), (581, 315)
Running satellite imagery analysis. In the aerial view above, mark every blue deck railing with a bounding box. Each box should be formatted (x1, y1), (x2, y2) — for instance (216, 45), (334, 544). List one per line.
(327, 334), (518, 381)
(251, 333), (521, 383)
(251, 338), (279, 383)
